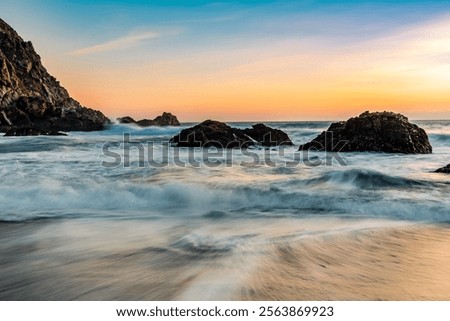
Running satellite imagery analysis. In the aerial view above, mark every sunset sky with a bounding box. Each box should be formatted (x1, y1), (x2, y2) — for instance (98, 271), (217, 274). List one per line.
(3, 0), (450, 121)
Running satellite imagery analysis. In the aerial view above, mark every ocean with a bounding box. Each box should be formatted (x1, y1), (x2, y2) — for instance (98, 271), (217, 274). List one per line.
(1, 121), (449, 300)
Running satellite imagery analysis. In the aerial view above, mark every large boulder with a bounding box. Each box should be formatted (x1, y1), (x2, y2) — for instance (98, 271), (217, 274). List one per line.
(299, 111), (432, 154)
(117, 112), (180, 127)
(435, 164), (450, 174)
(243, 123), (293, 146)
(153, 112), (180, 126)
(170, 120), (293, 148)
(170, 120), (251, 148)
(0, 18), (109, 135)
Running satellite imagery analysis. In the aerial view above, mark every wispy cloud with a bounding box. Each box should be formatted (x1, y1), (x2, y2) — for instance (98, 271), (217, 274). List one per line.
(68, 30), (168, 56)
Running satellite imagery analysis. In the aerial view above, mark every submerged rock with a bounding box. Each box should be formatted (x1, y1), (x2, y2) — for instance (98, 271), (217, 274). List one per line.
(170, 119), (293, 148)
(136, 119), (156, 127)
(117, 112), (180, 127)
(4, 127), (67, 136)
(299, 111), (432, 154)
(0, 18), (109, 134)
(435, 164), (450, 174)
(116, 116), (136, 124)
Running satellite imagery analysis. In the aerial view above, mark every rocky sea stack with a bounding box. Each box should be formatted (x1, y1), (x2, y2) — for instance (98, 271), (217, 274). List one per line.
(299, 111), (432, 154)
(0, 18), (109, 135)
(117, 112), (180, 127)
(170, 120), (293, 148)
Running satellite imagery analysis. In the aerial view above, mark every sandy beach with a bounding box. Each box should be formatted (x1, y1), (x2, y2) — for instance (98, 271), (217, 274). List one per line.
(241, 225), (450, 300)
(2, 220), (450, 300)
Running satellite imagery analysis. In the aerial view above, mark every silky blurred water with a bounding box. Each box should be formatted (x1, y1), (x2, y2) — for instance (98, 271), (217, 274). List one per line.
(0, 120), (449, 300)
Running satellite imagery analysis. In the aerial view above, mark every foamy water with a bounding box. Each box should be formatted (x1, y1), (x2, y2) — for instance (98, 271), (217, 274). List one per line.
(0, 121), (449, 300)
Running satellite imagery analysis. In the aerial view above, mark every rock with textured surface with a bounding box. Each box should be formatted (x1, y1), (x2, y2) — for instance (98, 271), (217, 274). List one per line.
(243, 123), (293, 146)
(0, 18), (109, 134)
(435, 164), (450, 173)
(299, 111), (432, 154)
(153, 112), (180, 126)
(117, 112), (180, 127)
(170, 120), (293, 148)
(170, 120), (251, 148)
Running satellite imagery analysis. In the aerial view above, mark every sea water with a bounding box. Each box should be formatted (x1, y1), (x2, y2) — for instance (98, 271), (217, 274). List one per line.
(0, 121), (449, 299)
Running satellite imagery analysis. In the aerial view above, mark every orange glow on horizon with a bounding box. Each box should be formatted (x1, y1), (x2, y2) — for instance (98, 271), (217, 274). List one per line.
(63, 69), (450, 122)
(41, 14), (450, 122)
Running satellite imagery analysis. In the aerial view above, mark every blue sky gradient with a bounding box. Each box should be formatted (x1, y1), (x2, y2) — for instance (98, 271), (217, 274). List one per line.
(2, 0), (450, 120)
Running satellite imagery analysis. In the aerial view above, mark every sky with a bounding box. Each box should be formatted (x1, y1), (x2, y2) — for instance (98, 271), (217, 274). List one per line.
(2, 0), (450, 121)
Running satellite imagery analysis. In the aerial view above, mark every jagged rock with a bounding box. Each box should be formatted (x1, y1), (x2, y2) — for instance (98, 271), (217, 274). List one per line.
(299, 111), (432, 154)
(4, 127), (67, 136)
(0, 18), (109, 134)
(170, 120), (293, 148)
(153, 112), (180, 126)
(435, 164), (450, 173)
(243, 123), (293, 146)
(117, 112), (180, 127)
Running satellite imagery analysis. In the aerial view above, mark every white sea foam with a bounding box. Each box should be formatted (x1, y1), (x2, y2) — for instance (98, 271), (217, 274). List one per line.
(0, 121), (449, 223)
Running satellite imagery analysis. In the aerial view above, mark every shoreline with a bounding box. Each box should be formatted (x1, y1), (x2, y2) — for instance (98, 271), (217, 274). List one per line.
(241, 224), (450, 300)
(2, 220), (450, 300)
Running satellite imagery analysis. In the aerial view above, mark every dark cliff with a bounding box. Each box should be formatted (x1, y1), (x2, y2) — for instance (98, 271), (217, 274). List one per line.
(0, 18), (109, 134)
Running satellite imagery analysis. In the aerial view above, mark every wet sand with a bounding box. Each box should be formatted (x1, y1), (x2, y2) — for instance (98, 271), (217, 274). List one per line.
(241, 226), (450, 300)
(1, 220), (450, 300)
